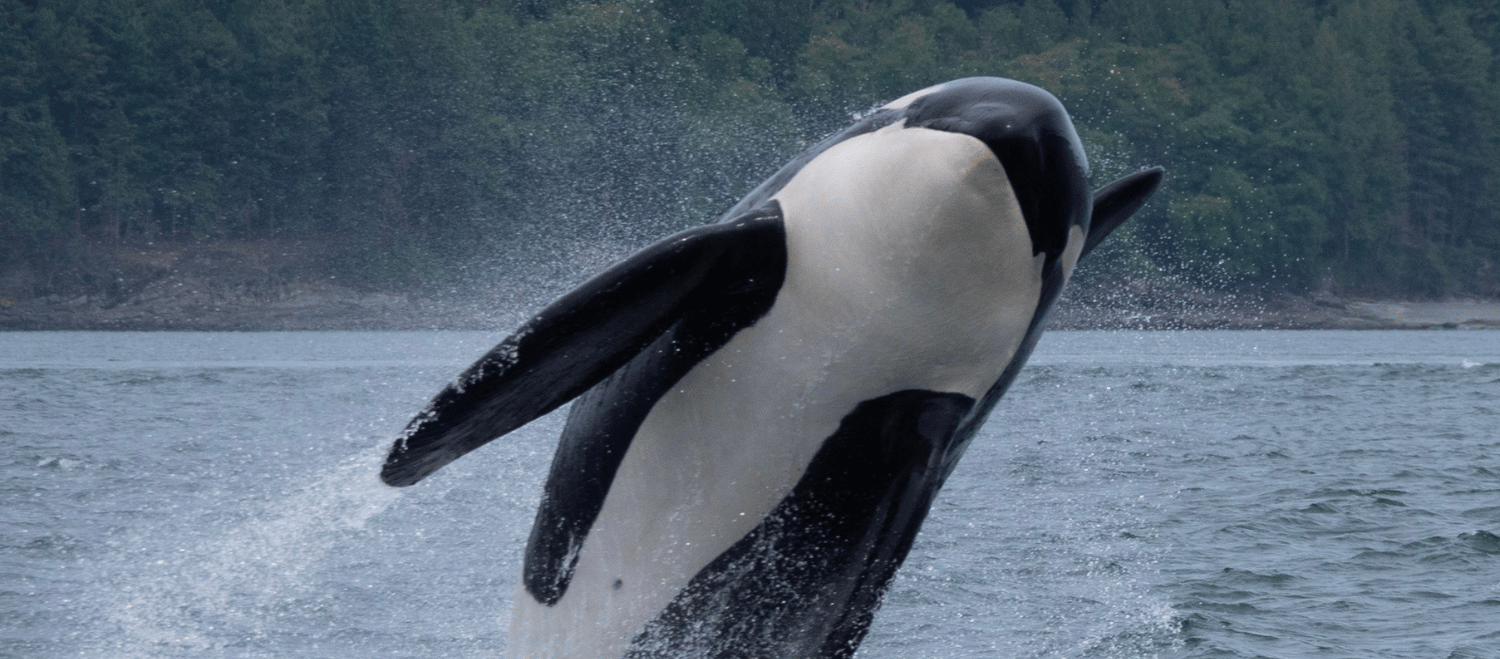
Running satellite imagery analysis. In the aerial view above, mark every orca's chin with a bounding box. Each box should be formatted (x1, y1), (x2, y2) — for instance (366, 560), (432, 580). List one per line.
(901, 77), (1091, 268)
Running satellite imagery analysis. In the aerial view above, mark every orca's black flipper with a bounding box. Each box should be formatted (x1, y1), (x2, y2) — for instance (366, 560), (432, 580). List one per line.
(1080, 167), (1164, 259)
(381, 206), (786, 487)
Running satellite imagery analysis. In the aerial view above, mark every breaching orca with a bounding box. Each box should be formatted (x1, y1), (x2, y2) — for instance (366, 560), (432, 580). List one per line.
(381, 77), (1163, 658)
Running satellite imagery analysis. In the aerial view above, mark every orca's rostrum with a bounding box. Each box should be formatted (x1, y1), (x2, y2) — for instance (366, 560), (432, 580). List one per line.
(381, 77), (1164, 659)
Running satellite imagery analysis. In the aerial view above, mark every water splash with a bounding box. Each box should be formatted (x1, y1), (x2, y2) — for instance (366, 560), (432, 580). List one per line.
(78, 447), (401, 658)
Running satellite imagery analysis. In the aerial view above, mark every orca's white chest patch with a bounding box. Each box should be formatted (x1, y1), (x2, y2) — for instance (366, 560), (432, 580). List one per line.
(506, 124), (1045, 657)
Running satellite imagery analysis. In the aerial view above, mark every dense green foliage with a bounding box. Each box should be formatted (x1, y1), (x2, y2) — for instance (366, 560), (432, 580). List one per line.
(4, 0), (1498, 295)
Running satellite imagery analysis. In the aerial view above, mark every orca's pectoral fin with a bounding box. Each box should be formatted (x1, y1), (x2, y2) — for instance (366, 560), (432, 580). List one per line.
(381, 206), (786, 487)
(1080, 167), (1164, 259)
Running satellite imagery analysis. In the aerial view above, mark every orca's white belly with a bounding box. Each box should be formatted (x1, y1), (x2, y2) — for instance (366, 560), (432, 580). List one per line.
(504, 125), (1049, 659)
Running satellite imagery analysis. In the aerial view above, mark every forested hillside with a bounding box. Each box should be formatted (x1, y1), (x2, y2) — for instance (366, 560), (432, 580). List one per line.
(3, 0), (1498, 297)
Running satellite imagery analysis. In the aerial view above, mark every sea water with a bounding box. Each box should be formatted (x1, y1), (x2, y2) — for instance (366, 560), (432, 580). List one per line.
(2, 330), (1497, 658)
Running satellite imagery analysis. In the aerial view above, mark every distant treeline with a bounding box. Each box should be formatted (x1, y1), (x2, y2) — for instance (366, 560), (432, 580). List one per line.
(3, 0), (1498, 295)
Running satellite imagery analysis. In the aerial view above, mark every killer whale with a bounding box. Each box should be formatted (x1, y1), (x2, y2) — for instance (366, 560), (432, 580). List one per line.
(381, 77), (1163, 658)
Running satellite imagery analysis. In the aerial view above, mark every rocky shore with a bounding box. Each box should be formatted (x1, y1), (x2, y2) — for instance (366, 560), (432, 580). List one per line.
(3, 240), (1498, 331)
(1048, 278), (1500, 330)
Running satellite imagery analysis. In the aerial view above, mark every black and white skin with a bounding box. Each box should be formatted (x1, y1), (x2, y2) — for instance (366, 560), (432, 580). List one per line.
(380, 77), (1164, 659)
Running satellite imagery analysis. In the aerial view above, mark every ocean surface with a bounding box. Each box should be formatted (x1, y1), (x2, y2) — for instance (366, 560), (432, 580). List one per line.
(2, 329), (1498, 658)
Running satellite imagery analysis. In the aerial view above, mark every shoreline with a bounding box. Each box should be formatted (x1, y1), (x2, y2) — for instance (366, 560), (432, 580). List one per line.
(5, 283), (1499, 332)
(3, 240), (1499, 332)
(1048, 290), (1500, 331)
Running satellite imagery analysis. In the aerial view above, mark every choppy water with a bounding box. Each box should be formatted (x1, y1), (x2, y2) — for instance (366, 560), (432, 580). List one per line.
(2, 330), (1498, 658)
